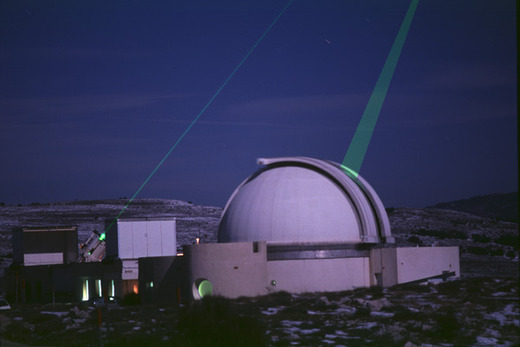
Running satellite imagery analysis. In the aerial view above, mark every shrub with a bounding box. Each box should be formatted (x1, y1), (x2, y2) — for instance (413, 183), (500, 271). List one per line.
(258, 291), (292, 307)
(176, 296), (268, 347)
(468, 246), (507, 258)
(494, 235), (520, 250)
(122, 293), (141, 306)
(467, 247), (488, 256)
(434, 310), (461, 340)
(505, 249), (516, 258)
(407, 236), (423, 245)
(447, 230), (467, 239)
(489, 248), (504, 257)
(471, 234), (491, 243)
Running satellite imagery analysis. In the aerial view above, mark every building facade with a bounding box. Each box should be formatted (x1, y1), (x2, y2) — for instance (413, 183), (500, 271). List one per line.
(7, 218), (177, 304)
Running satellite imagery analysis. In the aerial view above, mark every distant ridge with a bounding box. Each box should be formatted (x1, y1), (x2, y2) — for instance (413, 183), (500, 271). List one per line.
(428, 192), (518, 223)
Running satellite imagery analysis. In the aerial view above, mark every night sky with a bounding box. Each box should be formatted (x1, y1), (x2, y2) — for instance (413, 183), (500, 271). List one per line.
(1, 0), (517, 209)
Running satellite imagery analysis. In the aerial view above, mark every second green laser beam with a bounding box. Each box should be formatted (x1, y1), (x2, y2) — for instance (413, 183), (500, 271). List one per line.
(103, 0), (295, 235)
(342, 0), (419, 177)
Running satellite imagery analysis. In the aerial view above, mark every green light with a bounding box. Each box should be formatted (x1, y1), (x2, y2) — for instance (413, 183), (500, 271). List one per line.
(98, 233), (106, 241)
(340, 164), (359, 180)
(342, 0), (419, 177)
(198, 280), (213, 298)
(340, 164), (374, 199)
(340, 164), (364, 192)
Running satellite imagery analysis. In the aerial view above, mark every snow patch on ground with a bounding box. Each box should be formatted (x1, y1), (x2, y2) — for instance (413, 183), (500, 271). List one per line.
(41, 311), (68, 318)
(370, 311), (394, 318)
(484, 304), (520, 327)
(261, 306), (285, 315)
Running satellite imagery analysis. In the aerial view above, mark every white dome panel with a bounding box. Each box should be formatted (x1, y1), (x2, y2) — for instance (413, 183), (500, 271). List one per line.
(218, 157), (393, 245)
(219, 166), (361, 243)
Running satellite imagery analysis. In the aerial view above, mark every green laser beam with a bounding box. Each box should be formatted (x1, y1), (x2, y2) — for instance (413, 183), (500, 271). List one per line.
(104, 0), (295, 235)
(342, 0), (419, 177)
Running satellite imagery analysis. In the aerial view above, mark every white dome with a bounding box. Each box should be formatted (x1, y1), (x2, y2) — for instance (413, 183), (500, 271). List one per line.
(218, 157), (393, 245)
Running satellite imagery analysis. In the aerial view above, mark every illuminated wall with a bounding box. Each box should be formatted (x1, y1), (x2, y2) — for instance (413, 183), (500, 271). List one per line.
(185, 242), (268, 299)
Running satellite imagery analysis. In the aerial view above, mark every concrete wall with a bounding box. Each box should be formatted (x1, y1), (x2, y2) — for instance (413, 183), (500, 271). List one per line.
(395, 247), (459, 283)
(180, 243), (459, 299)
(370, 247), (460, 286)
(267, 257), (371, 294)
(186, 241), (268, 299)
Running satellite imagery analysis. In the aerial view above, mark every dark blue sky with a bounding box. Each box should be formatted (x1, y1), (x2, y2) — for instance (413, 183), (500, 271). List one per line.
(0, 0), (517, 208)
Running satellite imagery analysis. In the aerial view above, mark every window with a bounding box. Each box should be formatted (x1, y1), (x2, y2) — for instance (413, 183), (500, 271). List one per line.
(123, 280), (139, 295)
(95, 279), (102, 297)
(82, 279), (89, 301)
(108, 280), (115, 297)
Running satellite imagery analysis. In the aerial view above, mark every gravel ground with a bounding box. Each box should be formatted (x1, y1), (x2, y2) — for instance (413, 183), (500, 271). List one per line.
(0, 277), (518, 347)
(0, 200), (518, 346)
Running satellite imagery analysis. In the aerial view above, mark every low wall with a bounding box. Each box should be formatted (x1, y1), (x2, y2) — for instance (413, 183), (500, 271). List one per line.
(371, 246), (460, 287)
(267, 257), (371, 293)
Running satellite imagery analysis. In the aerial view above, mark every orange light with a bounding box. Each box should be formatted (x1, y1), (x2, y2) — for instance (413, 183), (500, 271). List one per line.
(133, 284), (138, 294)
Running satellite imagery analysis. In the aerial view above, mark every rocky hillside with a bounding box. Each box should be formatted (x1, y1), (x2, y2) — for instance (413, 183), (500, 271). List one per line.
(428, 192), (518, 222)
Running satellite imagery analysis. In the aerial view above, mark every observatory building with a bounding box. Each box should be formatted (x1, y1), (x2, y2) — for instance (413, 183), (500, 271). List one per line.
(185, 157), (459, 299)
(6, 158), (459, 304)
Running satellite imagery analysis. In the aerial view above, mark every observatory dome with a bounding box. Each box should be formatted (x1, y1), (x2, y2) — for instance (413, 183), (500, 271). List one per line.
(218, 157), (393, 245)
